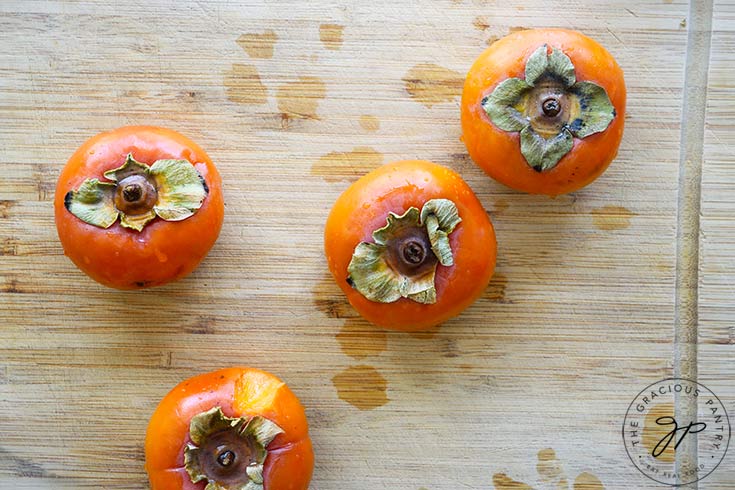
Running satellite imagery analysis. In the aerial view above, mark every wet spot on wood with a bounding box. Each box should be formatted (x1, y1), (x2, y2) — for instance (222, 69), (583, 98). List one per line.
(485, 273), (507, 302)
(473, 16), (490, 30)
(313, 273), (357, 319)
(0, 447), (50, 478)
(0, 200), (16, 218)
(319, 23), (344, 50)
(408, 324), (441, 339)
(277, 76), (326, 122)
(332, 365), (388, 410)
(236, 30), (278, 59)
(311, 147), (383, 183)
(509, 26), (530, 33)
(486, 35), (500, 46)
(403, 64), (463, 108)
(591, 205), (635, 230)
(336, 320), (387, 359)
(359, 115), (380, 132)
(1, 238), (18, 256)
(224, 63), (267, 104)
(185, 316), (215, 335)
(493, 198), (509, 215)
(492, 473), (533, 490)
(573, 472), (604, 490)
(642, 402), (675, 463)
(2, 277), (21, 294)
(537, 448), (566, 485)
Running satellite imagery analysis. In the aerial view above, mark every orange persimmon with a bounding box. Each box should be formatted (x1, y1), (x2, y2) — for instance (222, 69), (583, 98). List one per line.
(324, 160), (496, 331)
(145, 367), (313, 490)
(461, 28), (626, 195)
(54, 126), (224, 289)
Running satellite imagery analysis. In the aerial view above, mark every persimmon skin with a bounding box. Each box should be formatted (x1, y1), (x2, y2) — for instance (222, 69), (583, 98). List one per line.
(461, 28), (626, 195)
(324, 160), (497, 331)
(145, 367), (314, 490)
(54, 126), (224, 289)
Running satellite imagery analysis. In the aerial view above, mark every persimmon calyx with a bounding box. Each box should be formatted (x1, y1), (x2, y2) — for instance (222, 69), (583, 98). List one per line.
(347, 198), (461, 304)
(184, 406), (284, 490)
(481, 44), (616, 172)
(63, 153), (208, 232)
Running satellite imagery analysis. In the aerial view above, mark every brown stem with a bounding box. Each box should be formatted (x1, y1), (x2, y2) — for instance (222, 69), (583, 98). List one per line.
(114, 175), (157, 215)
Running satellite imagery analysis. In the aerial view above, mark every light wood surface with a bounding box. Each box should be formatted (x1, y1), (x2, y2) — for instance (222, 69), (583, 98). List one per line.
(0, 1), (732, 489)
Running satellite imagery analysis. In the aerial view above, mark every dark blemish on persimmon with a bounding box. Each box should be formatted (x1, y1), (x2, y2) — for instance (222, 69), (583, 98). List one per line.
(236, 30), (278, 59)
(403, 64), (464, 108)
(319, 24), (344, 50)
(224, 64), (268, 104)
(336, 319), (387, 359)
(332, 365), (388, 410)
(591, 205), (636, 230)
(311, 147), (384, 183)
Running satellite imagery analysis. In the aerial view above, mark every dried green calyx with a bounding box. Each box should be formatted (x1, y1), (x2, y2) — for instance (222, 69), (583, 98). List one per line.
(347, 199), (461, 304)
(184, 406), (284, 490)
(64, 153), (208, 231)
(481, 44), (616, 172)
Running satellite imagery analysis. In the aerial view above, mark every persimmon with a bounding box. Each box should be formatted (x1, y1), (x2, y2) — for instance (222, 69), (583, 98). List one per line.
(324, 160), (496, 331)
(54, 126), (224, 289)
(461, 28), (626, 195)
(145, 367), (313, 490)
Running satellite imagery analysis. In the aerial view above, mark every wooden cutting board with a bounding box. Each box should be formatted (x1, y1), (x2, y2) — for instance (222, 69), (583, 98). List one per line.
(1, 0), (733, 489)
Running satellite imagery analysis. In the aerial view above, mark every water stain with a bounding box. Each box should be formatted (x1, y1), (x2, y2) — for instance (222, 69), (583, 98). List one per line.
(642, 402), (675, 463)
(313, 273), (357, 319)
(236, 30), (278, 59)
(1, 238), (18, 256)
(573, 472), (604, 490)
(224, 63), (268, 104)
(311, 147), (383, 183)
(487, 35), (500, 46)
(493, 198), (509, 215)
(277, 76), (326, 122)
(319, 23), (344, 50)
(492, 473), (533, 490)
(403, 63), (464, 108)
(537, 448), (567, 488)
(509, 26), (530, 33)
(359, 115), (380, 132)
(473, 15), (490, 30)
(0, 447), (50, 478)
(591, 205), (636, 231)
(336, 320), (387, 359)
(184, 316), (215, 335)
(408, 324), (441, 340)
(332, 365), (388, 410)
(0, 200), (16, 218)
(485, 273), (507, 302)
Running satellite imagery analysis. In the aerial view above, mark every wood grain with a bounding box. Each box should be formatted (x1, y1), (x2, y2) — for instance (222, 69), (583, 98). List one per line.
(0, 0), (730, 489)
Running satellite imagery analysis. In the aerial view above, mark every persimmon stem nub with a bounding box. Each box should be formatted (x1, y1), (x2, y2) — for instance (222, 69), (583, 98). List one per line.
(401, 240), (426, 265)
(122, 184), (142, 202)
(542, 97), (561, 117)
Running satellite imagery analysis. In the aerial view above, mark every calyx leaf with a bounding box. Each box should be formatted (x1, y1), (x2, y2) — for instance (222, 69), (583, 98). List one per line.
(481, 43), (616, 172)
(64, 153), (208, 231)
(346, 199), (461, 304)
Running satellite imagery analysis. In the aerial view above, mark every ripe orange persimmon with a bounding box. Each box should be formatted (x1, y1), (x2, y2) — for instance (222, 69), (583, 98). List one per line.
(54, 126), (224, 289)
(324, 160), (496, 331)
(145, 367), (313, 490)
(461, 28), (626, 195)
